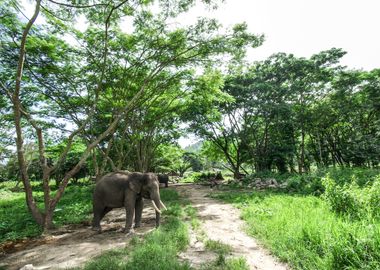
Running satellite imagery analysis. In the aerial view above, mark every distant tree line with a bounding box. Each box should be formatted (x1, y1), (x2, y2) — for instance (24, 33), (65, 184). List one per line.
(187, 49), (380, 177)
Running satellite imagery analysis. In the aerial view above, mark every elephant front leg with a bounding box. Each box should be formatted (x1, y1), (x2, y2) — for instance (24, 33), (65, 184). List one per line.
(124, 195), (136, 233)
(155, 211), (160, 228)
(134, 196), (143, 228)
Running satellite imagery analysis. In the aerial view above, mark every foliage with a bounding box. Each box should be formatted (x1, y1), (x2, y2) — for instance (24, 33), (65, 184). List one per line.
(0, 181), (93, 243)
(200, 256), (249, 270)
(200, 239), (249, 270)
(322, 174), (380, 220)
(212, 190), (380, 270)
(0, 0), (262, 228)
(47, 140), (91, 184)
(183, 171), (223, 184)
(238, 167), (380, 195)
(186, 50), (380, 174)
(205, 239), (232, 254)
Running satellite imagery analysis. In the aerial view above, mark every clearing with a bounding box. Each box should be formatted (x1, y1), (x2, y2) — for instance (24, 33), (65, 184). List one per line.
(0, 184), (288, 270)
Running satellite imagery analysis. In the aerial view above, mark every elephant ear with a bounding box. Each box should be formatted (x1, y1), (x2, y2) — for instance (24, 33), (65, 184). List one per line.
(129, 173), (147, 193)
(129, 177), (143, 193)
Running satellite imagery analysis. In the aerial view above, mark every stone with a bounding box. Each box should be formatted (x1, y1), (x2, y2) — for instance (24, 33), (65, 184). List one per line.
(20, 264), (34, 270)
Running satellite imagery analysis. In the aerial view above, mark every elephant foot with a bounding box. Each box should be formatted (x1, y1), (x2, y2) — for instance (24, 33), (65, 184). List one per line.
(91, 226), (102, 234)
(134, 223), (141, 228)
(122, 226), (134, 233)
(123, 228), (135, 236)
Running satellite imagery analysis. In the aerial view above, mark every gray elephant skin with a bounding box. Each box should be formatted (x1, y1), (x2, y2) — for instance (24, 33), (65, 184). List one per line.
(92, 171), (166, 233)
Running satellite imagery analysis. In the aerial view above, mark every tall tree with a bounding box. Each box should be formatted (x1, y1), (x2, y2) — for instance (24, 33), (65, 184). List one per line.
(1, 0), (262, 229)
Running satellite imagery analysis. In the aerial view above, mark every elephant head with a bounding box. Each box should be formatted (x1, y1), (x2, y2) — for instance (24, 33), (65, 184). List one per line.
(129, 172), (167, 214)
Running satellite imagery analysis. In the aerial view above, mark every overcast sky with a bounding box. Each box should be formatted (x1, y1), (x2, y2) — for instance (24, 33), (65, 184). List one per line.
(177, 0), (380, 71)
(25, 0), (380, 70)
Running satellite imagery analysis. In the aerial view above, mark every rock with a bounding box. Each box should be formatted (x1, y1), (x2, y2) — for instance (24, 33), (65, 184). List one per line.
(254, 178), (262, 184)
(279, 182), (288, 188)
(265, 178), (278, 185)
(20, 264), (34, 270)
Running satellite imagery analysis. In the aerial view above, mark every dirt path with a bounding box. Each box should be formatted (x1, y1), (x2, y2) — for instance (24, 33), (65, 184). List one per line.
(1, 184), (288, 270)
(176, 184), (288, 270)
(0, 205), (157, 270)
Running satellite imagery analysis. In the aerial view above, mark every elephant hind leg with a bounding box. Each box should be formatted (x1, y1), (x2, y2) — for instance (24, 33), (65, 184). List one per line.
(92, 204), (109, 232)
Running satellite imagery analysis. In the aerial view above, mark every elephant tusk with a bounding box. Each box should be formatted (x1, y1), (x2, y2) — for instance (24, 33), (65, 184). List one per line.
(151, 200), (161, 214)
(159, 200), (167, 211)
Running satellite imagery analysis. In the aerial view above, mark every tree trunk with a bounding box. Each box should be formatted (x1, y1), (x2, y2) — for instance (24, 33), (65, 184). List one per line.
(298, 128), (305, 174)
(12, 0), (44, 227)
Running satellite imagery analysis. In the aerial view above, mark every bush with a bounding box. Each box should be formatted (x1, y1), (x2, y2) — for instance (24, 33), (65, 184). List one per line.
(183, 171), (219, 184)
(322, 174), (380, 220)
(240, 168), (380, 196)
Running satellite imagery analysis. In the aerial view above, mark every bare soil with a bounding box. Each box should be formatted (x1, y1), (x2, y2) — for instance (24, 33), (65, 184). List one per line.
(0, 184), (289, 270)
(175, 185), (288, 270)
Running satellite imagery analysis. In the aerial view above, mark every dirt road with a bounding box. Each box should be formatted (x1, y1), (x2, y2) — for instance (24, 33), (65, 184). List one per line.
(175, 185), (288, 270)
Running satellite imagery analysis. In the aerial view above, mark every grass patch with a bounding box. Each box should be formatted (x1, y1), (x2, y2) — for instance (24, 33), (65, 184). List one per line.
(205, 239), (232, 255)
(212, 190), (380, 270)
(202, 239), (248, 270)
(0, 181), (93, 243)
(200, 254), (249, 270)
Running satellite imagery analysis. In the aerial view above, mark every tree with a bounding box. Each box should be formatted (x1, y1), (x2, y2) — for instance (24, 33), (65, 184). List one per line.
(1, 0), (262, 229)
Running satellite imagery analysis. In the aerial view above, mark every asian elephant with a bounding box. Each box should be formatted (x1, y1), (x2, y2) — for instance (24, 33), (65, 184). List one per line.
(92, 171), (167, 233)
(157, 174), (169, 188)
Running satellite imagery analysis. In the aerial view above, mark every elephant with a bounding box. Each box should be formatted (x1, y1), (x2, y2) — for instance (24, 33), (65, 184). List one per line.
(157, 174), (169, 188)
(91, 171), (167, 233)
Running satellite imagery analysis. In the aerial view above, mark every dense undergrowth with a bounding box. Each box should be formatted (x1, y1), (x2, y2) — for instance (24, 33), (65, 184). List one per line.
(240, 167), (380, 195)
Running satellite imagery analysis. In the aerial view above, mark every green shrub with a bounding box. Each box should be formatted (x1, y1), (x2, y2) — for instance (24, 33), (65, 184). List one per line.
(322, 174), (380, 220)
(239, 168), (380, 196)
(183, 171), (220, 184)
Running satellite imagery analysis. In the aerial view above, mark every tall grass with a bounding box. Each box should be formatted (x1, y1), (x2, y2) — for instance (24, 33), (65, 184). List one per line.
(0, 181), (93, 243)
(212, 191), (380, 270)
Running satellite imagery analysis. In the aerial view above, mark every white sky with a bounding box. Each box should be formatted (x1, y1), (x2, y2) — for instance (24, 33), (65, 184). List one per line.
(178, 0), (380, 71)
(24, 0), (380, 70)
